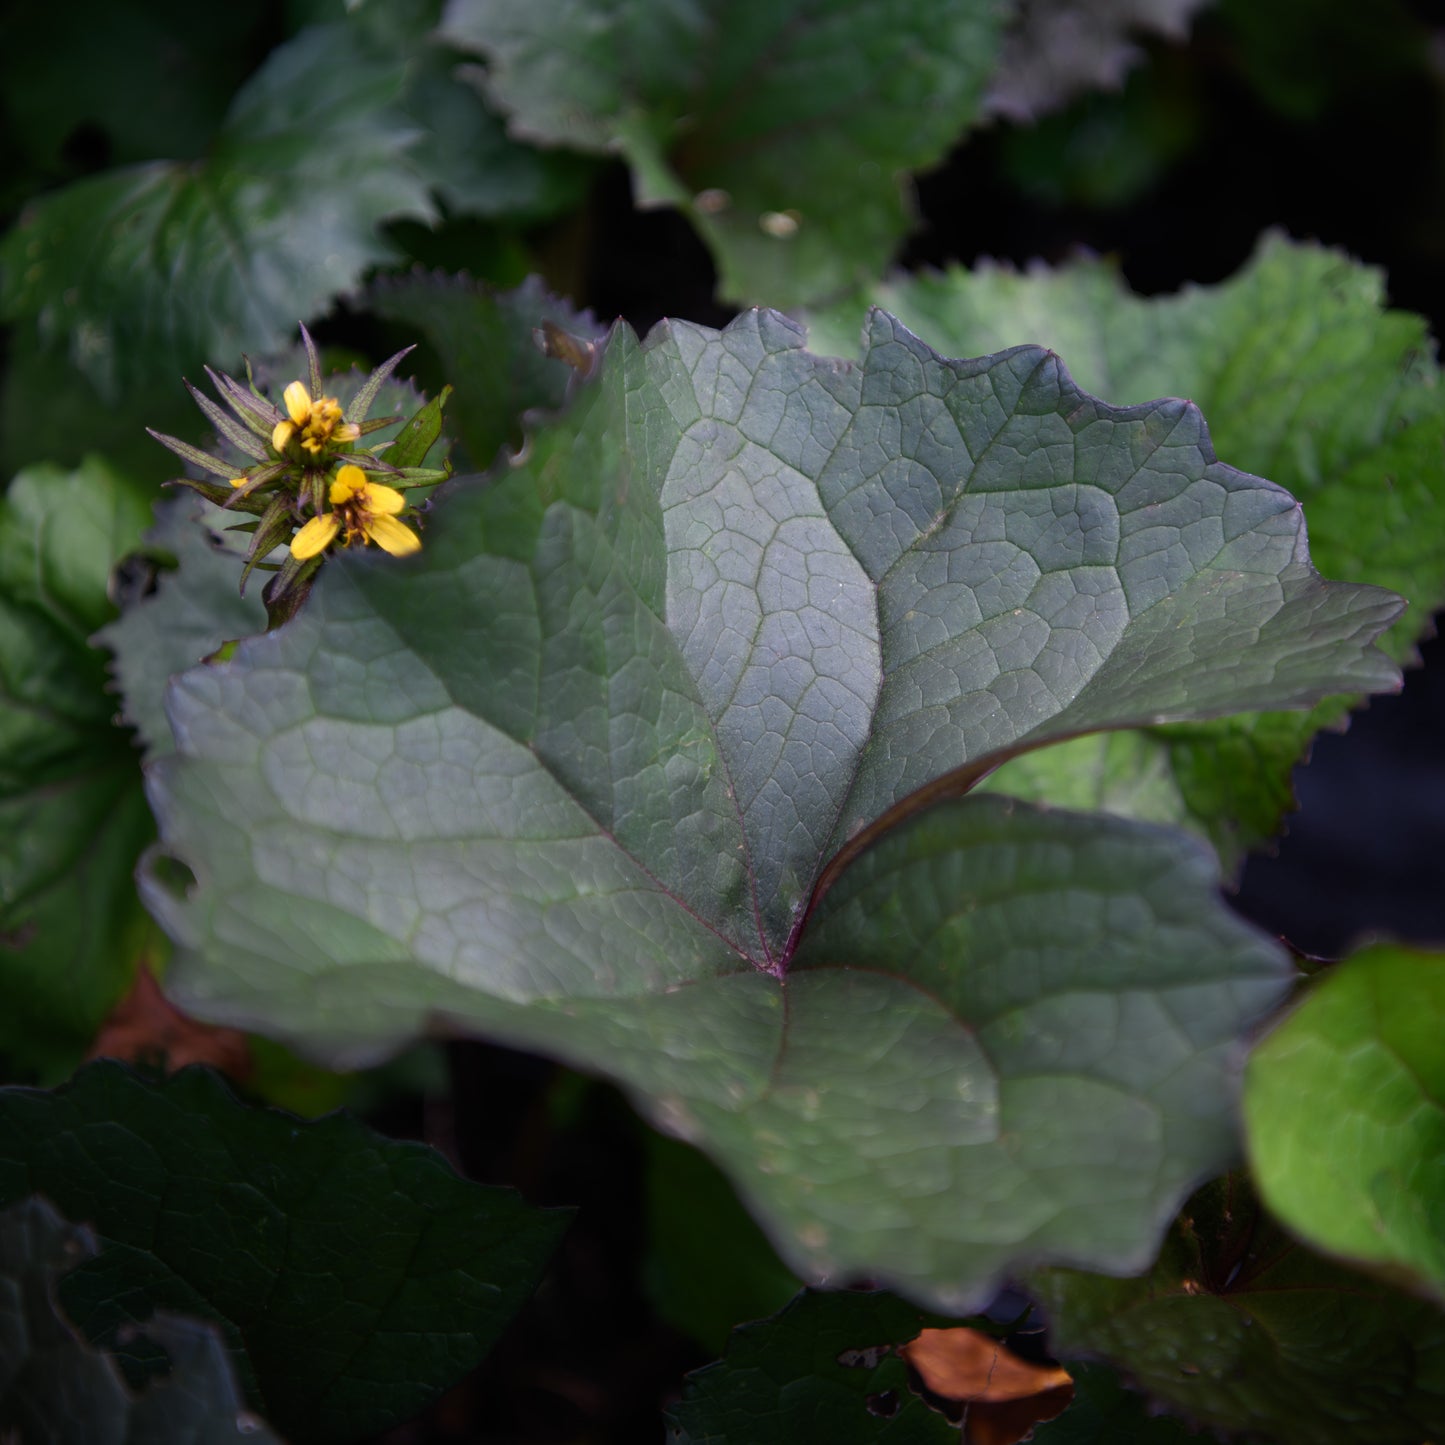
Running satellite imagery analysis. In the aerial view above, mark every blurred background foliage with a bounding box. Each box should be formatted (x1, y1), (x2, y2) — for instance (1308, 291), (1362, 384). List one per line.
(2, 0), (1444, 1440)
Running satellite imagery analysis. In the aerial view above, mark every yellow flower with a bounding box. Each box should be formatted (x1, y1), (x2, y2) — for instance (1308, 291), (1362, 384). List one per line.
(290, 464), (421, 561)
(271, 380), (361, 457)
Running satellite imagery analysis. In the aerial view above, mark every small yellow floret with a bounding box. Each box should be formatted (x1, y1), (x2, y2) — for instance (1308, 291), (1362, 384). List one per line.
(290, 463), (420, 560)
(283, 381), (312, 425)
(272, 381), (354, 459)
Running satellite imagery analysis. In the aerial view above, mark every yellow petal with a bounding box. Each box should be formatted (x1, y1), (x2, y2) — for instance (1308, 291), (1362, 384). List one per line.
(272, 419), (296, 452)
(334, 422), (361, 443)
(229, 476), (248, 489)
(366, 513), (422, 557)
(364, 482), (407, 515)
(330, 464), (369, 504)
(283, 380), (311, 425)
(290, 513), (340, 561)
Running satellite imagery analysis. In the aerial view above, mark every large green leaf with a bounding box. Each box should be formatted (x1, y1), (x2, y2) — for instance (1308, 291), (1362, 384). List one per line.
(665, 1289), (960, 1444)
(1033, 1177), (1445, 1444)
(0, 23), (434, 396)
(0, 1060), (569, 1444)
(138, 309), (1397, 1307)
(0, 459), (155, 1082)
(438, 0), (1008, 306)
(0, 1195), (282, 1445)
(807, 235), (1445, 865)
(1244, 943), (1445, 1301)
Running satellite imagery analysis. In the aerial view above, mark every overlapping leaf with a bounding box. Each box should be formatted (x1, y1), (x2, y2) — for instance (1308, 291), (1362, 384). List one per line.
(0, 1061), (569, 1444)
(139, 307), (1397, 1307)
(0, 24), (434, 395)
(439, 0), (1008, 306)
(369, 272), (605, 468)
(0, 459), (154, 1082)
(808, 235), (1445, 865)
(0, 1196), (281, 1445)
(984, 0), (1209, 122)
(1033, 1177), (1445, 1444)
(1244, 943), (1445, 1300)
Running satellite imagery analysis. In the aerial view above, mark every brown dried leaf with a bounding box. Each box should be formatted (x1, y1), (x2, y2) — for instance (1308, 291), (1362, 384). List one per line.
(87, 965), (252, 1081)
(904, 1327), (1074, 1445)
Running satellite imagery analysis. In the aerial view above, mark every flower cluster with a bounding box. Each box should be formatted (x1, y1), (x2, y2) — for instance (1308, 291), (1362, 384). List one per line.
(149, 324), (448, 625)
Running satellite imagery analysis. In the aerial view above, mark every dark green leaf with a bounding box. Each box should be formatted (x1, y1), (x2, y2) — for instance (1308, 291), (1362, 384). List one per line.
(1244, 943), (1445, 1300)
(0, 24), (435, 394)
(0, 0), (271, 171)
(0, 1060), (570, 1444)
(0, 1195), (281, 1445)
(0, 459), (154, 1082)
(665, 1289), (960, 1444)
(808, 235), (1445, 867)
(1033, 1178), (1445, 1444)
(439, 0), (1008, 305)
(135, 311), (1395, 1304)
(1030, 1363), (1209, 1443)
(644, 1131), (801, 1355)
(369, 272), (605, 468)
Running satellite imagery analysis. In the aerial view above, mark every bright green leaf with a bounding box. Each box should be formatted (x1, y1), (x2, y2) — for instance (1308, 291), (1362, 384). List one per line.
(134, 310), (1397, 1306)
(1244, 942), (1445, 1300)
(807, 235), (1445, 866)
(1034, 1177), (1445, 1444)
(0, 24), (435, 396)
(0, 459), (154, 1082)
(0, 1060), (570, 1444)
(439, 0), (1009, 306)
(665, 1289), (960, 1444)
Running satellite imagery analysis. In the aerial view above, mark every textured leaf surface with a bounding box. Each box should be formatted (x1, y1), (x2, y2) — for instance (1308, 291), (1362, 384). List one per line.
(665, 1289), (959, 1444)
(0, 24), (433, 394)
(0, 460), (154, 1081)
(370, 273), (605, 468)
(1034, 1178), (1445, 1444)
(0, 1195), (280, 1445)
(0, 1061), (569, 1444)
(809, 235), (1444, 864)
(439, 0), (1007, 306)
(136, 310), (1398, 1304)
(1244, 943), (1445, 1300)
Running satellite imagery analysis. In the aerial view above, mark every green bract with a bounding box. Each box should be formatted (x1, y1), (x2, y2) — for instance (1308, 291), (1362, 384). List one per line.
(135, 308), (1399, 1309)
